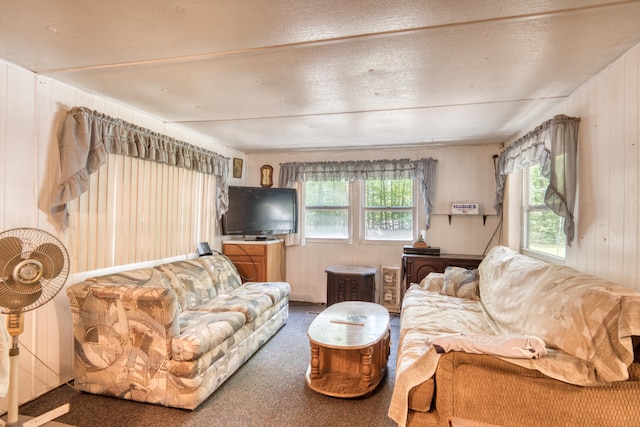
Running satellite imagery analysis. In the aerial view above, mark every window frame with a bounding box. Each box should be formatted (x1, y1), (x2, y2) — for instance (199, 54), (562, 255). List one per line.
(521, 165), (566, 263)
(303, 180), (353, 243)
(360, 178), (417, 243)
(302, 178), (417, 245)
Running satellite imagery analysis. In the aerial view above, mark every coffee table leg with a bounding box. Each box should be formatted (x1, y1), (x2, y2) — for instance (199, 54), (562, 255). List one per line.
(310, 344), (321, 379)
(359, 346), (373, 386)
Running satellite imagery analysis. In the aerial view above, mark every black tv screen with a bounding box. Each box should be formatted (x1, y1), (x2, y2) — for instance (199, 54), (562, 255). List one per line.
(221, 186), (298, 238)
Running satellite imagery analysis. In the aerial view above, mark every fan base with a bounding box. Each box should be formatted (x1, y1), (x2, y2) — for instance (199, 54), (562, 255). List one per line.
(0, 404), (73, 427)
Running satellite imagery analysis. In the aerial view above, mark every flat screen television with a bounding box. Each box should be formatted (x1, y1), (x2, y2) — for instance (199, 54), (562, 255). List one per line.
(221, 186), (298, 239)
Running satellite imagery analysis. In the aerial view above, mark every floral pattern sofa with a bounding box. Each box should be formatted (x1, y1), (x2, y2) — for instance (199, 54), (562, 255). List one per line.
(66, 252), (290, 409)
(389, 245), (640, 427)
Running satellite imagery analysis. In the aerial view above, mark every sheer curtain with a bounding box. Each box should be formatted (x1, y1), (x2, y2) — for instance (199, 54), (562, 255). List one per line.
(51, 106), (229, 229)
(493, 114), (580, 245)
(278, 158), (438, 246)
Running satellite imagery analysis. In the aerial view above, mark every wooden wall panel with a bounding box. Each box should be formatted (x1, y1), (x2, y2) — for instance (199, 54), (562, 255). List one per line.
(502, 44), (640, 292)
(623, 49), (640, 289)
(3, 38), (640, 410)
(608, 59), (626, 285)
(0, 63), (7, 229)
(247, 144), (502, 303)
(0, 60), (241, 412)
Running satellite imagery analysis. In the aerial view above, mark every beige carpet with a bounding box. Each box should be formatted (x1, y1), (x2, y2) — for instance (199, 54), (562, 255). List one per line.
(17, 302), (400, 427)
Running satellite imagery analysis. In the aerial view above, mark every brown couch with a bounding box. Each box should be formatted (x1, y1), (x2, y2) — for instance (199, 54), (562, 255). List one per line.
(388, 246), (640, 427)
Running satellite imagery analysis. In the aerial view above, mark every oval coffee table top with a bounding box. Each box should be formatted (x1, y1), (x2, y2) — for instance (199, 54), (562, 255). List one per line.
(307, 301), (390, 349)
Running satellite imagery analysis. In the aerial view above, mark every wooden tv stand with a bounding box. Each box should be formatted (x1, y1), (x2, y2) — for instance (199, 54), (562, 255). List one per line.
(222, 239), (286, 282)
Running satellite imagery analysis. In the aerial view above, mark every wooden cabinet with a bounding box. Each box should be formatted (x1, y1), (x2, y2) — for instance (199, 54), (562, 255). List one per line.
(325, 265), (377, 306)
(222, 240), (286, 282)
(402, 254), (483, 289)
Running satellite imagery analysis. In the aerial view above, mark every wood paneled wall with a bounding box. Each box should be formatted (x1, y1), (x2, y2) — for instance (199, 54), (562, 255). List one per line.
(0, 59), (243, 412)
(504, 44), (640, 292)
(247, 144), (502, 303)
(2, 38), (640, 411)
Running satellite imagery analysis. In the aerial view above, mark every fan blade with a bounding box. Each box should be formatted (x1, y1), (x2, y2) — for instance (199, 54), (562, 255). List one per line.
(30, 243), (65, 279)
(0, 236), (23, 277)
(0, 277), (42, 309)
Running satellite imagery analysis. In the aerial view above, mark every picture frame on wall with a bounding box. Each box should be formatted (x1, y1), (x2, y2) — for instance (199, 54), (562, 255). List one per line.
(260, 164), (273, 187)
(233, 158), (243, 178)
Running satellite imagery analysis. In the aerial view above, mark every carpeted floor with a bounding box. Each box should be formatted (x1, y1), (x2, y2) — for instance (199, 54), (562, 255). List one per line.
(17, 302), (400, 427)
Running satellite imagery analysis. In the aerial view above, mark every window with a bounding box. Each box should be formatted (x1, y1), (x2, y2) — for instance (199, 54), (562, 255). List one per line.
(304, 181), (350, 239)
(363, 179), (414, 241)
(522, 164), (565, 259)
(304, 178), (416, 242)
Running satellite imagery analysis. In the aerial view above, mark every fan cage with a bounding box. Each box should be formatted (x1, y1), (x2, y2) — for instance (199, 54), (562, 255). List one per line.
(0, 227), (70, 314)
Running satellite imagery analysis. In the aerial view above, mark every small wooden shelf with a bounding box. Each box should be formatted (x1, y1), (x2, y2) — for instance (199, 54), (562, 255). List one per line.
(431, 213), (496, 226)
(447, 214), (489, 225)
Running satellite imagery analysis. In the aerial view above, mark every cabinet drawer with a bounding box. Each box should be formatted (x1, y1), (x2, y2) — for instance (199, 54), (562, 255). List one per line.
(223, 243), (266, 257)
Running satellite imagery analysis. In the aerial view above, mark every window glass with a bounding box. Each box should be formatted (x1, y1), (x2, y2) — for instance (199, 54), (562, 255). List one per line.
(523, 164), (565, 259)
(363, 179), (414, 241)
(305, 181), (350, 239)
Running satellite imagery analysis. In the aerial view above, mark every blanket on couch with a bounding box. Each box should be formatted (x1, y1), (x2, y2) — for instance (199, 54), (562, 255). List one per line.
(388, 245), (640, 427)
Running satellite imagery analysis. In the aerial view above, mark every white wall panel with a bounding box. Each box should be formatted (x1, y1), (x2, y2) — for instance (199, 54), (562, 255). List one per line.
(0, 63), (7, 229)
(0, 59), (244, 413)
(608, 58), (627, 285)
(622, 48), (639, 289)
(503, 43), (640, 292)
(2, 38), (640, 413)
(247, 144), (501, 303)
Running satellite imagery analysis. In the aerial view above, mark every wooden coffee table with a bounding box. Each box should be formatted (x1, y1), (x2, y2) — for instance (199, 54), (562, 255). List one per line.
(306, 301), (390, 397)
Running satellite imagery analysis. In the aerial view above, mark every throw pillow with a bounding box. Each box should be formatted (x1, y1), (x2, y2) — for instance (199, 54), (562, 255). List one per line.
(442, 266), (480, 300)
(419, 273), (444, 293)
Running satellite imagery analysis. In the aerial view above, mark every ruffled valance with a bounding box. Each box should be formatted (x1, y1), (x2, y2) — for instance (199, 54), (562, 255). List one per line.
(494, 114), (580, 245)
(51, 107), (229, 229)
(279, 157), (437, 228)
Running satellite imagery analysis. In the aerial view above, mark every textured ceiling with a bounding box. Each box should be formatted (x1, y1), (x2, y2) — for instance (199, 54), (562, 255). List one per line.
(2, 0), (640, 152)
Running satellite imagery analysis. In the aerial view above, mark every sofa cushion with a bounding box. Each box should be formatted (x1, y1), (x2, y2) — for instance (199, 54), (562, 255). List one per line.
(173, 311), (246, 361)
(69, 269), (181, 371)
(193, 292), (274, 323)
(87, 267), (172, 289)
(442, 267), (480, 300)
(231, 282), (290, 304)
(195, 253), (243, 294)
(157, 260), (217, 311)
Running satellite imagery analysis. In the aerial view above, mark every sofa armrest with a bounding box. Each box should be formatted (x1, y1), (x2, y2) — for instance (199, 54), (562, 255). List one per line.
(67, 272), (181, 373)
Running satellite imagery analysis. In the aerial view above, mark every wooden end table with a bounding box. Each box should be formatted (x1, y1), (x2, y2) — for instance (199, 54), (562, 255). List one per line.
(305, 301), (390, 398)
(325, 265), (377, 306)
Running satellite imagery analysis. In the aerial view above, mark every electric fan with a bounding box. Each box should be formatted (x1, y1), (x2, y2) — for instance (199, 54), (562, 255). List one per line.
(0, 228), (71, 427)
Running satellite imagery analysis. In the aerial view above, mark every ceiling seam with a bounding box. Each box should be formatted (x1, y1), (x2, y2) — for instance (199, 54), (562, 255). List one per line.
(167, 96), (568, 124)
(37, 1), (640, 75)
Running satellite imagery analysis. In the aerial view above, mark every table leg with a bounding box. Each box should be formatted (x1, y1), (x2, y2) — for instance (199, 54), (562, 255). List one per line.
(360, 346), (373, 386)
(310, 344), (321, 379)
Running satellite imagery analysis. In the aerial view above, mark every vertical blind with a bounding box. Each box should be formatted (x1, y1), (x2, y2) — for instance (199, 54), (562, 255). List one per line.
(52, 107), (226, 272)
(52, 107), (229, 231)
(67, 154), (217, 272)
